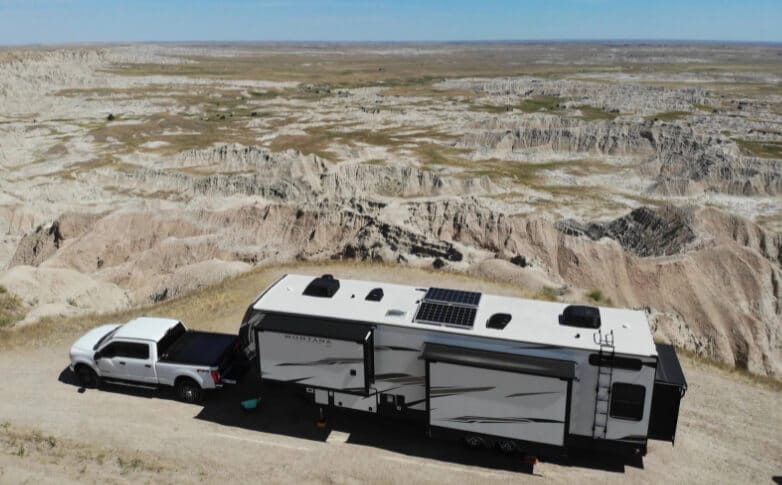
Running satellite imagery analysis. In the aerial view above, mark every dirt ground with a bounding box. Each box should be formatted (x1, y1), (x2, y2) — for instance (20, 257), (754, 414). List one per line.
(0, 263), (780, 484)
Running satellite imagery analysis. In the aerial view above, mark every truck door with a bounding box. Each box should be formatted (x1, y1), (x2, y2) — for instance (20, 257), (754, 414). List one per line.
(95, 342), (125, 379)
(96, 341), (154, 382)
(120, 342), (156, 384)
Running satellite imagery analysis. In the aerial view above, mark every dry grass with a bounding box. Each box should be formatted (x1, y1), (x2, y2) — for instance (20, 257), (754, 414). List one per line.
(735, 139), (782, 159)
(0, 260), (536, 352)
(0, 421), (167, 479)
(574, 105), (619, 121)
(268, 125), (455, 161)
(644, 111), (691, 122)
(0, 286), (25, 328)
(470, 95), (567, 115)
(674, 347), (782, 392)
(46, 156), (138, 180)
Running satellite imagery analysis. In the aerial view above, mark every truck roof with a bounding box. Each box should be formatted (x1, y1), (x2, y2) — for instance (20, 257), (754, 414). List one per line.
(114, 317), (180, 342)
(253, 274), (658, 357)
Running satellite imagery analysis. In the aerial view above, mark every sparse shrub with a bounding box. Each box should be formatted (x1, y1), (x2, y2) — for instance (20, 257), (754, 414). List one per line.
(535, 286), (560, 302)
(588, 288), (604, 302)
(510, 254), (528, 268)
(0, 286), (25, 327)
(106, 113), (115, 121)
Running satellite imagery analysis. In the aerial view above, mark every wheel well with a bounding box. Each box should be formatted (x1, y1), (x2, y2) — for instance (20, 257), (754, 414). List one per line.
(175, 376), (199, 388)
(74, 363), (93, 373)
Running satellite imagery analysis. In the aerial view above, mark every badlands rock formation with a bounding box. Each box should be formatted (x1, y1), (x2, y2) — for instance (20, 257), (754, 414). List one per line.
(0, 43), (780, 377)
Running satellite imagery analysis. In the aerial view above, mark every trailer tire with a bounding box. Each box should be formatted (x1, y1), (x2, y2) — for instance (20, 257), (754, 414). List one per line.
(497, 440), (517, 454)
(75, 365), (99, 388)
(464, 435), (486, 449)
(175, 378), (203, 403)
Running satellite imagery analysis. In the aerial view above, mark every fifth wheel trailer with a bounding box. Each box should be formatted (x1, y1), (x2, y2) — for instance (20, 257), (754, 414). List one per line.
(239, 274), (687, 457)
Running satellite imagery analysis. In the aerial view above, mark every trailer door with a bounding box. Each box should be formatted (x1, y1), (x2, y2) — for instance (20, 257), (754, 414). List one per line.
(256, 313), (374, 395)
(424, 343), (575, 447)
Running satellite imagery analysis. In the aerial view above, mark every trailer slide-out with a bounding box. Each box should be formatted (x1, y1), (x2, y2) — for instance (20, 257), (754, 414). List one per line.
(239, 274), (687, 457)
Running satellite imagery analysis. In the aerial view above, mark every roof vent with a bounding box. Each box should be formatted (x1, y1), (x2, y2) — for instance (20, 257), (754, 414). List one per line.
(486, 313), (511, 330)
(365, 288), (384, 302)
(303, 274), (340, 298)
(560, 305), (601, 329)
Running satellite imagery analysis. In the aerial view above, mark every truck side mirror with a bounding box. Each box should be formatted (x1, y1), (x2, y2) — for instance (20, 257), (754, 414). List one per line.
(94, 351), (102, 360)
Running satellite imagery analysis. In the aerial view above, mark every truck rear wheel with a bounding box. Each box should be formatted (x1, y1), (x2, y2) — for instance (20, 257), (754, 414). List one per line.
(175, 378), (203, 403)
(75, 365), (99, 388)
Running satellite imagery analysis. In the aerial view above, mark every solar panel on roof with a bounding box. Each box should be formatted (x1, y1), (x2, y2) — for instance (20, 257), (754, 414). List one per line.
(424, 287), (482, 306)
(415, 301), (477, 328)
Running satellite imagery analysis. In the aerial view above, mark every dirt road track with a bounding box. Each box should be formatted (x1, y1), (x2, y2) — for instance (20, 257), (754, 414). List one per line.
(0, 344), (779, 484)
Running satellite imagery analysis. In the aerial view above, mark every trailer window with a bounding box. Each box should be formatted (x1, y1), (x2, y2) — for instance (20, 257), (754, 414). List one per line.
(610, 383), (646, 421)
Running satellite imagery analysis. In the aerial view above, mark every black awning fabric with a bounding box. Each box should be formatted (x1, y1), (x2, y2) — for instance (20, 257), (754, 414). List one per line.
(655, 344), (688, 389)
(258, 313), (372, 343)
(423, 342), (575, 379)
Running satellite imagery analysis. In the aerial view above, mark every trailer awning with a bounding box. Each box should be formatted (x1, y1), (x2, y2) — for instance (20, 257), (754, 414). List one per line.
(654, 344), (687, 389)
(423, 342), (575, 379)
(258, 313), (372, 343)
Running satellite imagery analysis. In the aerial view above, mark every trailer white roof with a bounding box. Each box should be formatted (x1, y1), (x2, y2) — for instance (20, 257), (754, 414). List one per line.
(254, 274), (658, 357)
(114, 317), (180, 342)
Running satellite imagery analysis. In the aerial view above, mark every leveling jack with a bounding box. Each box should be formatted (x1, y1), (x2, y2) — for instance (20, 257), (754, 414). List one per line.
(316, 406), (327, 429)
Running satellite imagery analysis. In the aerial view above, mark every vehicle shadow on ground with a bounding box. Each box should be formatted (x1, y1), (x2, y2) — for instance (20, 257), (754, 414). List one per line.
(58, 366), (179, 400)
(198, 370), (641, 474)
(59, 366), (641, 474)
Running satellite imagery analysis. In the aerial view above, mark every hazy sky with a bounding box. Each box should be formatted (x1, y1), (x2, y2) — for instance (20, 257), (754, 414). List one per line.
(1, 0), (781, 45)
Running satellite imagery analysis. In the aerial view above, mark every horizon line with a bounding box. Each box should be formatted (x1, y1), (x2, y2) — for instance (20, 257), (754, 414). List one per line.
(3, 38), (782, 48)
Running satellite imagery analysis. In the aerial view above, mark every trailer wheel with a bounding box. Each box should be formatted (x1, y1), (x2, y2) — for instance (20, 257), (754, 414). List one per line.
(175, 378), (203, 403)
(497, 440), (517, 454)
(464, 435), (486, 449)
(75, 365), (99, 389)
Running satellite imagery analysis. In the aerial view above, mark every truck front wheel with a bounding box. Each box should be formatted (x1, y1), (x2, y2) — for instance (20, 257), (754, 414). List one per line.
(175, 378), (203, 403)
(75, 365), (99, 389)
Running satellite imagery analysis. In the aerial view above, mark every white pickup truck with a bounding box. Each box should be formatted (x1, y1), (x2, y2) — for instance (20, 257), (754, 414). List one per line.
(69, 317), (238, 403)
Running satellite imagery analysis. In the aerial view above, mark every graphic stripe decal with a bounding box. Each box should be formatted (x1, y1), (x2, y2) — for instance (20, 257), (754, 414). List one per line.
(284, 376), (316, 383)
(505, 391), (560, 398)
(375, 346), (419, 352)
(442, 416), (564, 424)
(277, 357), (364, 366)
(430, 386), (494, 398)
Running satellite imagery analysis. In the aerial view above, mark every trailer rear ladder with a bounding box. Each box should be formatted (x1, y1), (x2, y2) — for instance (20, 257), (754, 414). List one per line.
(592, 329), (615, 439)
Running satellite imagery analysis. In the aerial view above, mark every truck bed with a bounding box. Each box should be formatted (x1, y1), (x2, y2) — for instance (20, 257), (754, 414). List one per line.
(159, 331), (237, 367)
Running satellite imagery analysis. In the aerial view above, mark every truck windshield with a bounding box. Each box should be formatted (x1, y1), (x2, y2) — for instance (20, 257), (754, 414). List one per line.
(93, 327), (120, 350)
(157, 322), (186, 357)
